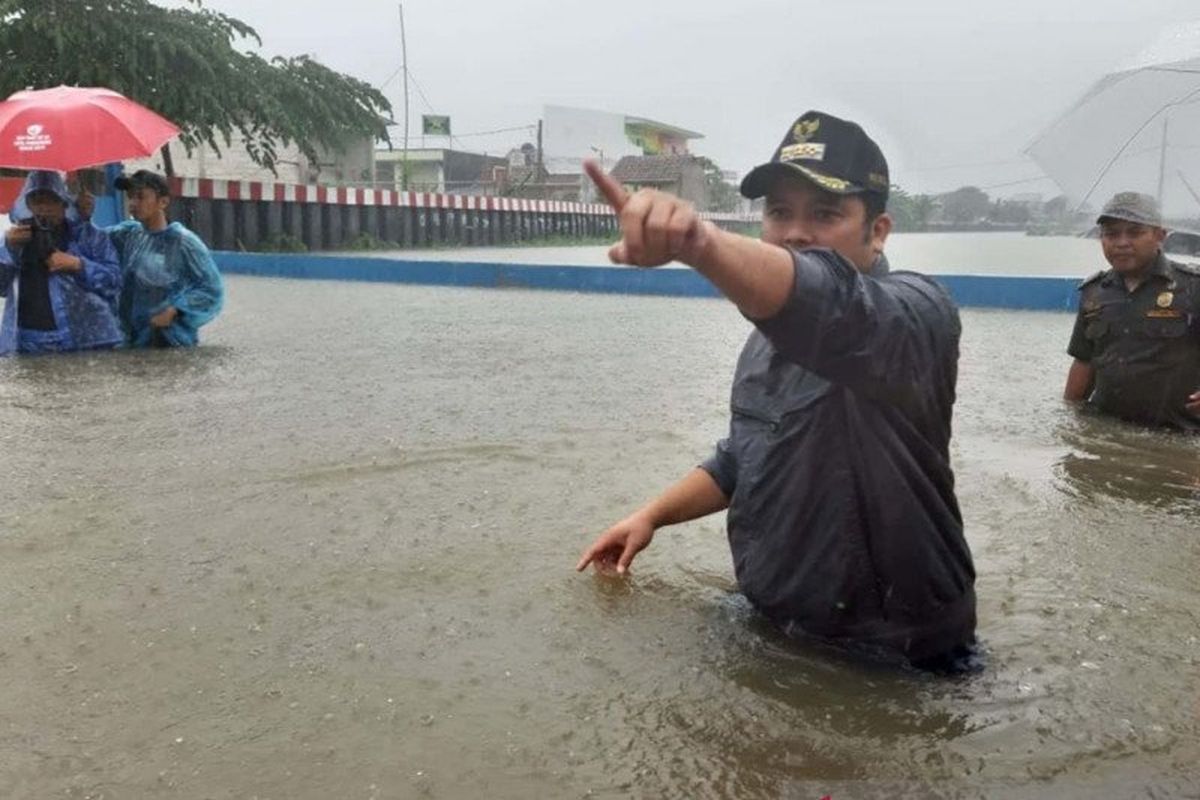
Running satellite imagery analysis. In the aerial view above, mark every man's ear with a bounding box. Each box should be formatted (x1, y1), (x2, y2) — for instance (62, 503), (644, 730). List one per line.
(871, 212), (893, 254)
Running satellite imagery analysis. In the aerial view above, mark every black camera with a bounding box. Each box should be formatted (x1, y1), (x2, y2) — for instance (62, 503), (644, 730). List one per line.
(17, 216), (61, 269)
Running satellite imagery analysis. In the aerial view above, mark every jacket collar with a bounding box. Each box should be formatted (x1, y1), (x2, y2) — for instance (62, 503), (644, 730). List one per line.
(869, 253), (890, 278)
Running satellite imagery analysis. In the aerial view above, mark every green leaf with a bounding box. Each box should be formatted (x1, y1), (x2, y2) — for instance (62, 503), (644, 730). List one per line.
(0, 0), (392, 174)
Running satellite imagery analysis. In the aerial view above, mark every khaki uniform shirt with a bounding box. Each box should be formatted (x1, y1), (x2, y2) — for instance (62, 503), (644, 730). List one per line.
(1068, 252), (1200, 431)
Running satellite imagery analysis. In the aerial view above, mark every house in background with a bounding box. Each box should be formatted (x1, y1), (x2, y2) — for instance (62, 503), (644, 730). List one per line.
(610, 154), (708, 208)
(623, 116), (699, 157)
(541, 104), (703, 175)
(491, 143), (582, 202)
(530, 104), (705, 202)
(374, 147), (508, 195)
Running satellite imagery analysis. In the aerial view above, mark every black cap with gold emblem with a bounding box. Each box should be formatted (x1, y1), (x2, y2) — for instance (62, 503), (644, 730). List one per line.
(740, 110), (890, 202)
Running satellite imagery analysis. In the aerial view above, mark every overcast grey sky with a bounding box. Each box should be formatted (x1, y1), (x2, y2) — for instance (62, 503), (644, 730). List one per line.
(191, 0), (1197, 197)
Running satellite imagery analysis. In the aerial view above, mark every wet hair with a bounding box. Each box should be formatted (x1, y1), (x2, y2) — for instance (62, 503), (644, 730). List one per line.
(26, 189), (65, 205)
(862, 191), (887, 222)
(860, 191), (887, 243)
(116, 170), (171, 198)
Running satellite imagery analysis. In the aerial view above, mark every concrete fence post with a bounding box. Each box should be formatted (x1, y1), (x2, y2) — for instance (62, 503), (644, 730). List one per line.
(400, 207), (414, 248)
(191, 199), (214, 245)
(324, 204), (343, 250)
(265, 201), (284, 245)
(364, 205), (380, 243)
(303, 203), (323, 251)
(488, 210), (501, 245)
(416, 207), (429, 247)
(215, 200), (236, 251)
(343, 204), (361, 245)
(237, 201), (260, 250)
(284, 202), (304, 245)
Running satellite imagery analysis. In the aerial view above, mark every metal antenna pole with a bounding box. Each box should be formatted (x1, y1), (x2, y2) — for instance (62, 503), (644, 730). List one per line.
(400, 3), (410, 191)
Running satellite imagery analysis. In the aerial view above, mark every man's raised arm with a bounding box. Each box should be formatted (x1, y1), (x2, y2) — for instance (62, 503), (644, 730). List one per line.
(584, 160), (794, 320)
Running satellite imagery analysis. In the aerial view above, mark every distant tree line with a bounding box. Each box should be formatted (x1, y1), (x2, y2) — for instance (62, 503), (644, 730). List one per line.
(696, 157), (741, 213)
(888, 185), (1079, 233)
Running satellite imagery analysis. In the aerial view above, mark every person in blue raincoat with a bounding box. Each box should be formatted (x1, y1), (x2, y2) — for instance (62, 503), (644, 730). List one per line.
(0, 170), (123, 356)
(79, 170), (223, 348)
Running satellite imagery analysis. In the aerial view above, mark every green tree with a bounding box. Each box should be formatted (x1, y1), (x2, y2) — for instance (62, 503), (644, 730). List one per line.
(1043, 195), (1069, 221)
(939, 186), (991, 225)
(696, 156), (740, 212)
(886, 187), (937, 232)
(987, 199), (1032, 225)
(0, 0), (392, 174)
(910, 194), (937, 229)
(887, 186), (917, 231)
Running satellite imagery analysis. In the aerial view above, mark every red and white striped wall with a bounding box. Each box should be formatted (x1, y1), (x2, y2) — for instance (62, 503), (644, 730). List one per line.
(167, 177), (759, 223)
(168, 177), (612, 215)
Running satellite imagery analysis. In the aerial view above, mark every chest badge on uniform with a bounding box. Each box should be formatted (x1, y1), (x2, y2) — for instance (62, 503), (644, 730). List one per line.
(1156, 291), (1174, 308)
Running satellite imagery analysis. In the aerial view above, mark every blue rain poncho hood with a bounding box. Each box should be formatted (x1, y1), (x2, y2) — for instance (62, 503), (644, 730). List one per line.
(9, 170), (81, 225)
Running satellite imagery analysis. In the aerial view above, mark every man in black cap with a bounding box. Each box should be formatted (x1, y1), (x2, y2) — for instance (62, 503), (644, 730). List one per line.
(1065, 192), (1200, 430)
(576, 111), (977, 670)
(79, 170), (223, 348)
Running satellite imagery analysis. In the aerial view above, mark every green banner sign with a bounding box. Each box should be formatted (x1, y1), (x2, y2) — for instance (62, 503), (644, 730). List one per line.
(422, 115), (451, 136)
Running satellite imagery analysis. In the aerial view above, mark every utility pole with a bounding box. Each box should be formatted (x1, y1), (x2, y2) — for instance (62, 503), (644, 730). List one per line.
(399, 3), (410, 191)
(536, 119), (544, 175)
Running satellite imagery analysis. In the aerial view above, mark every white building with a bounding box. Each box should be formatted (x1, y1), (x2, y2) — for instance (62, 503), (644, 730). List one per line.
(124, 134), (376, 186)
(542, 104), (703, 176)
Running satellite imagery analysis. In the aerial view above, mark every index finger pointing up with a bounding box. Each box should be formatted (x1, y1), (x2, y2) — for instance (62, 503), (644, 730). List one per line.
(584, 159), (629, 211)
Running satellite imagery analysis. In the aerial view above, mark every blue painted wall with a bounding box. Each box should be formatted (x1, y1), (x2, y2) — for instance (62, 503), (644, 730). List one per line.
(933, 274), (1079, 311)
(215, 252), (1083, 312)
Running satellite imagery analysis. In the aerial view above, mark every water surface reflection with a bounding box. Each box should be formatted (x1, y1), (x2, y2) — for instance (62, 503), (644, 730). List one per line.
(0, 281), (1195, 798)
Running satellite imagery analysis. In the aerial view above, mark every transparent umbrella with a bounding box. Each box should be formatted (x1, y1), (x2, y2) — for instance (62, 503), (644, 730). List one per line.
(1027, 22), (1200, 217)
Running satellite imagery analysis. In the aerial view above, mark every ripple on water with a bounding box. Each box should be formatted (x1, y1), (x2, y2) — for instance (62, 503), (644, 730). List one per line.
(1, 282), (1198, 797)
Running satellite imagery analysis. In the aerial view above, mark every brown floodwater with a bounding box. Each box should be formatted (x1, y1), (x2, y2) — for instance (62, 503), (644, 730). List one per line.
(0, 276), (1196, 799)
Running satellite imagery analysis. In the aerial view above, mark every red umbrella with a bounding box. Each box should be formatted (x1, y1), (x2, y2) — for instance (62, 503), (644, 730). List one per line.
(0, 85), (179, 172)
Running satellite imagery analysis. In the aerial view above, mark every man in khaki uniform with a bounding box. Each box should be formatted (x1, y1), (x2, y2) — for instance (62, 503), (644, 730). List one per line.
(1065, 191), (1200, 430)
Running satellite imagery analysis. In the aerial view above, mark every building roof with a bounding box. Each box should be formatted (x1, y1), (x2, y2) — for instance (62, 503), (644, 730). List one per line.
(611, 155), (698, 184)
(624, 116), (704, 140)
(506, 166), (580, 186)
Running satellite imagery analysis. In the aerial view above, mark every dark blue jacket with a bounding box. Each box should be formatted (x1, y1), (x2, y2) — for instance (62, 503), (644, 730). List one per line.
(701, 249), (976, 661)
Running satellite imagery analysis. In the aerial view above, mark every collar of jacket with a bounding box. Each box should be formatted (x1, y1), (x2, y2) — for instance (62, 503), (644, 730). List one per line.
(870, 253), (890, 277)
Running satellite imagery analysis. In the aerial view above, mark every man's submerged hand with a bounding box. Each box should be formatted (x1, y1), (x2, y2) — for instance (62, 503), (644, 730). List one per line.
(575, 511), (656, 576)
(1187, 390), (1200, 416)
(584, 159), (714, 269)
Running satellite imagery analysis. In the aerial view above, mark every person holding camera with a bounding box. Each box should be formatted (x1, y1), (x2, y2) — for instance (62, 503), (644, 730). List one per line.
(0, 170), (123, 355)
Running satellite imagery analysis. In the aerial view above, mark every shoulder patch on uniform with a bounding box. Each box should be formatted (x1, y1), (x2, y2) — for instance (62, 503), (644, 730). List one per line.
(1077, 270), (1106, 290)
